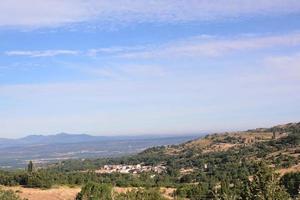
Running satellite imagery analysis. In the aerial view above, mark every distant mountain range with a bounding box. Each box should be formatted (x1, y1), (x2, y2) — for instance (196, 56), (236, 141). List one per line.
(0, 133), (123, 147)
(0, 133), (200, 147)
(0, 133), (200, 169)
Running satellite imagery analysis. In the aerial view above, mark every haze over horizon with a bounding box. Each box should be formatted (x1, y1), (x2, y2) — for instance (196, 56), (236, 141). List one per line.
(1, 0), (300, 137)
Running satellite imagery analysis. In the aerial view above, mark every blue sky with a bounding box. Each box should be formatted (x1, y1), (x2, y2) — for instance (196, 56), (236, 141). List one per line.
(1, 0), (300, 138)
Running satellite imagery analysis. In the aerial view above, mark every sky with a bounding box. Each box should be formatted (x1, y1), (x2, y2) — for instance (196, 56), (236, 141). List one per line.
(1, 0), (300, 138)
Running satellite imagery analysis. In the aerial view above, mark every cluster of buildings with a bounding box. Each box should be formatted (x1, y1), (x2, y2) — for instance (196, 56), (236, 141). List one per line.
(95, 164), (166, 174)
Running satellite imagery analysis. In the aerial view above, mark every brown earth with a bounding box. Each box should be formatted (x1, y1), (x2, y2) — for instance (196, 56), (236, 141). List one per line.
(1, 186), (80, 200)
(170, 131), (274, 155)
(2, 186), (175, 200)
(277, 164), (300, 176)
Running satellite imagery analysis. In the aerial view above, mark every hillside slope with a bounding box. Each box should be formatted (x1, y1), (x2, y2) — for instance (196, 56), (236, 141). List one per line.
(55, 122), (300, 175)
(135, 122), (300, 175)
(1, 122), (299, 200)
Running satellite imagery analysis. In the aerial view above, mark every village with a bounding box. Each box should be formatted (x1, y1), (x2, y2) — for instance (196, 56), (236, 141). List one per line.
(94, 164), (167, 174)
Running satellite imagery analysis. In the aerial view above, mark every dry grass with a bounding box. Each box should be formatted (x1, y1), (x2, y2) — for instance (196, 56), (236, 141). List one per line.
(277, 164), (300, 176)
(180, 168), (195, 175)
(2, 186), (176, 200)
(184, 138), (212, 150)
(165, 131), (276, 156)
(183, 132), (273, 153)
(160, 187), (175, 199)
(202, 143), (237, 153)
(114, 187), (175, 199)
(2, 186), (80, 200)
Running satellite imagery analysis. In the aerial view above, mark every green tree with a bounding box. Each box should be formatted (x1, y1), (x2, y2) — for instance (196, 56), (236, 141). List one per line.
(26, 171), (53, 189)
(214, 181), (239, 200)
(241, 162), (291, 200)
(115, 188), (167, 200)
(27, 161), (34, 173)
(280, 172), (300, 198)
(76, 182), (112, 200)
(176, 183), (210, 200)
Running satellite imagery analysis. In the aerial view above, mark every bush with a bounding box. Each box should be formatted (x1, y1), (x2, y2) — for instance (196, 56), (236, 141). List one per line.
(280, 172), (300, 198)
(76, 182), (112, 200)
(0, 188), (22, 200)
(26, 172), (53, 189)
(115, 188), (167, 200)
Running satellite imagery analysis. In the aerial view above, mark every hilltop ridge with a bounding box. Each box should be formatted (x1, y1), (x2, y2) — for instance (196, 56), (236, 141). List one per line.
(129, 122), (300, 178)
(54, 122), (300, 176)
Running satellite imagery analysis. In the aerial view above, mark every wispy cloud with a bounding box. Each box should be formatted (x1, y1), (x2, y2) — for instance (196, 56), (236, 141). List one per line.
(5, 50), (80, 57)
(5, 32), (300, 59)
(86, 46), (147, 57)
(264, 52), (300, 79)
(0, 0), (300, 28)
(120, 32), (300, 58)
(83, 64), (166, 80)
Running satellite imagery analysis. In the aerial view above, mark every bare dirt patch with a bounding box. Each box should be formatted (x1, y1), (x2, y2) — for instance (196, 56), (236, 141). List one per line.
(203, 143), (237, 153)
(2, 186), (176, 200)
(2, 186), (80, 200)
(277, 164), (300, 176)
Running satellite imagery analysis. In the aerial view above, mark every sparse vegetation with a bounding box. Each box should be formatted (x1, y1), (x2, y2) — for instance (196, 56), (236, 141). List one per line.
(0, 122), (299, 199)
(76, 182), (113, 200)
(0, 188), (23, 200)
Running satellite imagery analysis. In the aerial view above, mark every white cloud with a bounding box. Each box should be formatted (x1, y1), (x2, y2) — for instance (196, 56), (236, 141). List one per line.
(0, 0), (88, 28)
(120, 32), (300, 58)
(0, 0), (300, 28)
(5, 50), (80, 57)
(264, 53), (300, 79)
(86, 46), (147, 57)
(6, 32), (300, 59)
(1, 60), (300, 137)
(84, 64), (166, 79)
